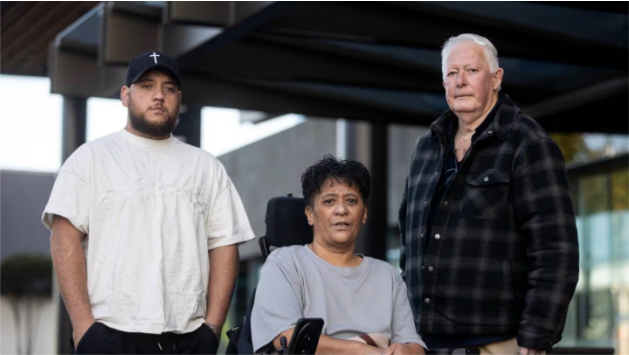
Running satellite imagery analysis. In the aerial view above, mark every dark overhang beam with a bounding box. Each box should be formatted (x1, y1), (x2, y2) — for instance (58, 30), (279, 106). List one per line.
(527, 89), (628, 134)
(162, 24), (222, 58)
(227, 78), (447, 116)
(182, 33), (563, 102)
(101, 2), (161, 66)
(523, 77), (629, 119)
(165, 1), (274, 27)
(183, 40), (443, 92)
(50, 2), (226, 98)
(532, 2), (629, 15)
(391, 2), (626, 49)
(257, 2), (627, 70)
(180, 74), (441, 125)
(54, 2), (103, 56)
(178, 2), (298, 68)
(246, 33), (560, 101)
(566, 153), (629, 177)
(250, 32), (437, 76)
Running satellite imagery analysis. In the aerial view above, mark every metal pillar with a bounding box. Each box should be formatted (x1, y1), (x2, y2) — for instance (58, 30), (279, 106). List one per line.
(57, 96), (87, 354)
(364, 122), (388, 261)
(173, 104), (202, 147)
(339, 120), (388, 261)
(61, 96), (87, 161)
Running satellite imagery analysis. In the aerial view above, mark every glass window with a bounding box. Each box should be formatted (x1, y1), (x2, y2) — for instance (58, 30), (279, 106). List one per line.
(386, 226), (401, 272)
(581, 289), (615, 344)
(0, 75), (62, 172)
(582, 174), (610, 215)
(550, 133), (629, 164)
(562, 166), (629, 352)
(611, 170), (629, 211)
(86, 97), (128, 142)
(201, 107), (305, 157)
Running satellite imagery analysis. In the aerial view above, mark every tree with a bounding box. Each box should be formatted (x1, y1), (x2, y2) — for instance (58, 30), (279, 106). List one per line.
(549, 133), (589, 164)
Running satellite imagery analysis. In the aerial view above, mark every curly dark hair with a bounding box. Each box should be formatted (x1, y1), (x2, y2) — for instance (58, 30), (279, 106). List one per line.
(301, 154), (371, 207)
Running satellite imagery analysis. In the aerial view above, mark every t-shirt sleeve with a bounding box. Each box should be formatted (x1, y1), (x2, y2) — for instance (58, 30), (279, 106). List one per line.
(206, 162), (255, 250)
(41, 144), (92, 234)
(391, 275), (426, 349)
(251, 256), (304, 353)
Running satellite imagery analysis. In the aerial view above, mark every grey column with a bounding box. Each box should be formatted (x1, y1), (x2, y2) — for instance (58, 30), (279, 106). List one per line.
(61, 96), (87, 162)
(340, 120), (388, 261)
(58, 96), (87, 354)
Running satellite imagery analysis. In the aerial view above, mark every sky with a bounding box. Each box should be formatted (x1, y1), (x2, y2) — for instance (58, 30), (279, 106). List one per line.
(0, 75), (304, 172)
(0, 74), (627, 173)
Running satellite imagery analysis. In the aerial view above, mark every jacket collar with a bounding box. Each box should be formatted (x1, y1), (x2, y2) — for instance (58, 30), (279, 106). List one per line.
(431, 93), (519, 142)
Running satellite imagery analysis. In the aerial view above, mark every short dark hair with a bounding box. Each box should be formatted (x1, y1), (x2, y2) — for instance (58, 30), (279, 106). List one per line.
(301, 154), (371, 207)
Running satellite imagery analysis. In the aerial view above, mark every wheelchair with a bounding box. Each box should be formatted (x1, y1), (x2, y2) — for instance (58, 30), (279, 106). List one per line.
(224, 195), (615, 355)
(225, 194), (323, 355)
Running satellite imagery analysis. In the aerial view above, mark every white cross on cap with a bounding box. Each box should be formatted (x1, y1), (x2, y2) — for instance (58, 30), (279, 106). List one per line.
(150, 52), (160, 64)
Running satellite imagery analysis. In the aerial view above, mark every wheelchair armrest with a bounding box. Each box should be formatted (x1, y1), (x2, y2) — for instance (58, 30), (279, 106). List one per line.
(283, 318), (324, 355)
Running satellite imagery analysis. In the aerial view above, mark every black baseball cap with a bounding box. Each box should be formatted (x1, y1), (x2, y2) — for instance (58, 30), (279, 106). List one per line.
(126, 50), (181, 87)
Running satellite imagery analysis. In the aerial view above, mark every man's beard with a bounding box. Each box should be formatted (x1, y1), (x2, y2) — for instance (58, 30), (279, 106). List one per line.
(128, 102), (179, 138)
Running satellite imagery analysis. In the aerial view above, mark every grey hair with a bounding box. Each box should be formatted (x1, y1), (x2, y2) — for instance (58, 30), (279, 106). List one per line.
(441, 33), (499, 81)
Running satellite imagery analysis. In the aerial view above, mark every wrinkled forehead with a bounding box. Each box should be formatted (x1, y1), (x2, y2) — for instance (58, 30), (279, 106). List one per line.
(317, 177), (360, 196)
(445, 43), (488, 68)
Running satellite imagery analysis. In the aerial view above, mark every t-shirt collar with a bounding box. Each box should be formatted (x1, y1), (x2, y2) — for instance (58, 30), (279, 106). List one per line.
(303, 244), (368, 274)
(120, 128), (177, 148)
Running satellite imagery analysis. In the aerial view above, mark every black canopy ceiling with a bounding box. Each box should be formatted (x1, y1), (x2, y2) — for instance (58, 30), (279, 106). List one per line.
(177, 1), (628, 133)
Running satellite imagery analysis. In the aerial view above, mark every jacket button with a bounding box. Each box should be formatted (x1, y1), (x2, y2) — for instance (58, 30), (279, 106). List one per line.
(420, 233), (425, 238)
(483, 176), (489, 182)
(424, 298), (430, 304)
(443, 201), (449, 206)
(424, 201), (428, 205)
(428, 266), (434, 272)
(435, 234), (441, 240)
(434, 171), (438, 175)
(487, 130), (493, 134)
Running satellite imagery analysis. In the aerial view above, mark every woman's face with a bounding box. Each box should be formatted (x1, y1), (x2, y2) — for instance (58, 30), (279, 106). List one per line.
(305, 178), (368, 251)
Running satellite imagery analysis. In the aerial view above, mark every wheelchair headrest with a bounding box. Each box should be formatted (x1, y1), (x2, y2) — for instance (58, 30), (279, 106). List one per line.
(265, 195), (313, 247)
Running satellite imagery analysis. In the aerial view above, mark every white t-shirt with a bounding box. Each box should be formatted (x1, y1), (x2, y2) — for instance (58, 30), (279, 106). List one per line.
(42, 129), (255, 334)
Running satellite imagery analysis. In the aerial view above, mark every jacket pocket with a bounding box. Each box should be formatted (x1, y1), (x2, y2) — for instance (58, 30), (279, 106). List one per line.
(461, 169), (510, 220)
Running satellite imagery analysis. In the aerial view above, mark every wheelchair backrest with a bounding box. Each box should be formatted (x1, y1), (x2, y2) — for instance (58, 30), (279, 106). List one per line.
(259, 194), (313, 261)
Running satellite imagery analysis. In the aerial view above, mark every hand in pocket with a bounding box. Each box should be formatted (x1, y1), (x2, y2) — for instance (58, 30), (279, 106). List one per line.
(73, 320), (96, 350)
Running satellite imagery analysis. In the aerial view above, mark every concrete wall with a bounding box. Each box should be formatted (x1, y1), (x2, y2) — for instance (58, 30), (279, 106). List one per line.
(218, 118), (337, 259)
(1, 170), (55, 261)
(388, 124), (429, 226)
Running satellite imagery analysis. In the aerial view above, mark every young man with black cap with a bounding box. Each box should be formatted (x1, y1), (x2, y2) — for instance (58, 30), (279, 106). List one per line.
(43, 50), (255, 354)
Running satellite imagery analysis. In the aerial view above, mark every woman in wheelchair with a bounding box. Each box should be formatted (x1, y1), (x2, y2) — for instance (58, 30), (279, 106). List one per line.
(252, 155), (426, 354)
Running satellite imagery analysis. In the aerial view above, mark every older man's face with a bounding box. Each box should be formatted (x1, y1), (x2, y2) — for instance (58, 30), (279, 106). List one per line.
(443, 43), (503, 121)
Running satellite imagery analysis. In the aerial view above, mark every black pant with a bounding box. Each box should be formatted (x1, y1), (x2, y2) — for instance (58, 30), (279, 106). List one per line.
(73, 322), (220, 354)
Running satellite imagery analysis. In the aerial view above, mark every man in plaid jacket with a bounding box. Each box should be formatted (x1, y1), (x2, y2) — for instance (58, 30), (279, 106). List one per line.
(399, 34), (579, 355)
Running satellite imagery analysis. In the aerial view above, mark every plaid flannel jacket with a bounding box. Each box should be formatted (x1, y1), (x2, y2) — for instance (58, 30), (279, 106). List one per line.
(399, 95), (579, 351)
